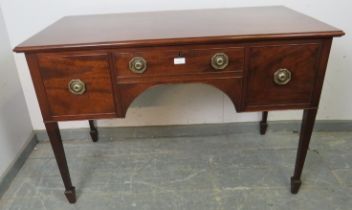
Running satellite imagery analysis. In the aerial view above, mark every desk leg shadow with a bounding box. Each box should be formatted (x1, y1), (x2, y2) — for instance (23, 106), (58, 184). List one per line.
(89, 120), (99, 142)
(260, 111), (268, 135)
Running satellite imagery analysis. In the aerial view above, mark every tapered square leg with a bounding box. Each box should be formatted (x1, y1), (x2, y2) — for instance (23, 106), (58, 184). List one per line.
(260, 111), (268, 135)
(45, 122), (76, 203)
(89, 120), (98, 142)
(291, 109), (317, 194)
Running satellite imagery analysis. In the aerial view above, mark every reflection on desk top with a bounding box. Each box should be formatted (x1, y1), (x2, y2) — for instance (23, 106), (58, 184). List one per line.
(14, 6), (344, 53)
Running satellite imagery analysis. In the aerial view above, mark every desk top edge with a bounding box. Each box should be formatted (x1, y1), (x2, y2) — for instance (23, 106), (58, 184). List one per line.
(14, 6), (345, 53)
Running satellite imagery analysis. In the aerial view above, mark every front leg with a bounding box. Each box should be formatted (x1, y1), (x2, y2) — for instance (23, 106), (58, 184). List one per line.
(291, 109), (317, 194)
(89, 120), (98, 142)
(259, 111), (268, 135)
(45, 122), (76, 203)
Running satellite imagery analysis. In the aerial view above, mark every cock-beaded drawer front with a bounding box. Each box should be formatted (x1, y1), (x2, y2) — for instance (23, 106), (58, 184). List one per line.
(114, 46), (244, 79)
(36, 52), (116, 117)
(244, 43), (321, 110)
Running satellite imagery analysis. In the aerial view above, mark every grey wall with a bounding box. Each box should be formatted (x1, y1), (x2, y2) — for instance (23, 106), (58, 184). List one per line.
(0, 6), (33, 180)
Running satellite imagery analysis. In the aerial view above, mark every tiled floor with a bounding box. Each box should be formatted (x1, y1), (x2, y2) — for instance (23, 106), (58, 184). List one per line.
(0, 128), (352, 210)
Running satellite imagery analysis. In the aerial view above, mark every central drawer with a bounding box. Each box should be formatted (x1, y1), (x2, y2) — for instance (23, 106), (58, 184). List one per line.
(113, 46), (244, 78)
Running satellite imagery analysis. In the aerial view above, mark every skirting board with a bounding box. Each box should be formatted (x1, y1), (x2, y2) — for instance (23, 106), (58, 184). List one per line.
(0, 132), (38, 199)
(35, 120), (352, 142)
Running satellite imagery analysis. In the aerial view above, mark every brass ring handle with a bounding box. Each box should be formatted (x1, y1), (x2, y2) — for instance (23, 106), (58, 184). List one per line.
(129, 57), (147, 73)
(211, 53), (229, 70)
(68, 79), (86, 95)
(273, 68), (292, 85)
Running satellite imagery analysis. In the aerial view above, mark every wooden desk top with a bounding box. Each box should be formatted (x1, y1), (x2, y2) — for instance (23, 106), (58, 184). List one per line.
(14, 6), (344, 53)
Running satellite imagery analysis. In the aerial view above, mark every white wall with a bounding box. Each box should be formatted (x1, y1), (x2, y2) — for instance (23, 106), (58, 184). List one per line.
(0, 0), (350, 130)
(0, 6), (33, 179)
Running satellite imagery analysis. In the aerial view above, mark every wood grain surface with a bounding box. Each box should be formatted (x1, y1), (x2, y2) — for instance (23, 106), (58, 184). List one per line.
(37, 52), (116, 117)
(14, 6), (344, 52)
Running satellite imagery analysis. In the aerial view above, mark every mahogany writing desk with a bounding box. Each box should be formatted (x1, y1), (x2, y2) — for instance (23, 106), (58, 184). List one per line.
(14, 6), (344, 203)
